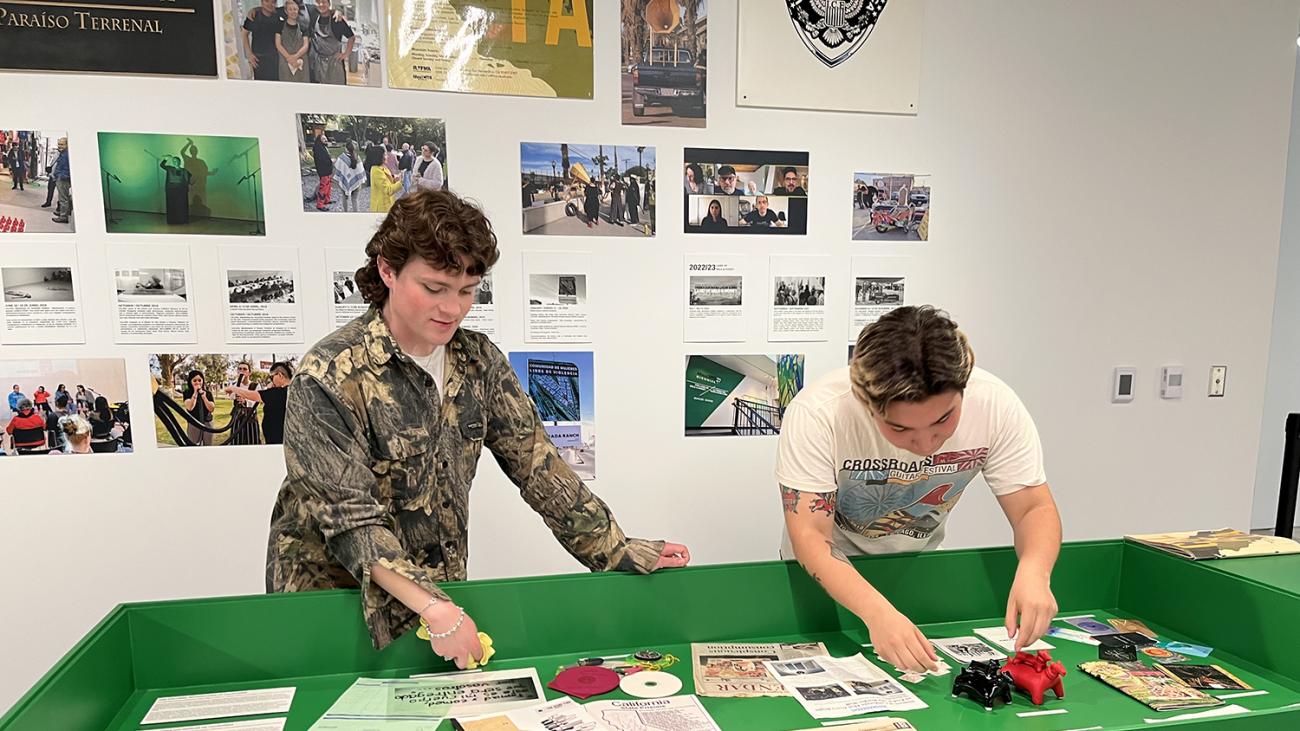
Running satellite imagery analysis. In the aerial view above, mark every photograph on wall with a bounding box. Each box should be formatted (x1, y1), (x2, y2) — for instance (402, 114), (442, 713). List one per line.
(521, 142), (655, 237)
(387, 0), (593, 99)
(769, 255), (830, 342)
(0, 0), (217, 77)
(685, 354), (805, 437)
(108, 244), (197, 344)
(461, 273), (499, 341)
(98, 132), (266, 236)
(853, 172), (930, 241)
(850, 259), (907, 341)
(299, 114), (447, 213)
(223, 0), (382, 86)
(684, 148), (808, 235)
(2, 358), (133, 455)
(620, 0), (707, 127)
(221, 246), (303, 344)
(1, 130), (74, 233)
(523, 251), (590, 343)
(150, 353), (300, 447)
(326, 246), (367, 329)
(736, 0), (923, 115)
(1, 244), (84, 345)
(684, 253), (746, 343)
(508, 350), (595, 480)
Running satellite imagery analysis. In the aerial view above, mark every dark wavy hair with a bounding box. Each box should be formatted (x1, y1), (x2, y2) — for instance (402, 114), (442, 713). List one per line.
(355, 189), (500, 306)
(850, 305), (975, 415)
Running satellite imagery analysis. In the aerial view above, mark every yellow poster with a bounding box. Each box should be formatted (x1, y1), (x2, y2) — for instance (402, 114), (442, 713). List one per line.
(387, 0), (593, 98)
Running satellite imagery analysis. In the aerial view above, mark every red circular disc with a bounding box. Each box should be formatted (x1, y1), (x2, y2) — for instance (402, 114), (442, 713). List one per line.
(549, 665), (621, 699)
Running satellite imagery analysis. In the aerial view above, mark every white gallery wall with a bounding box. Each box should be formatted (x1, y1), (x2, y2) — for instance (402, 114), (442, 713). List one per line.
(1254, 53), (1300, 532)
(3, 0), (1299, 710)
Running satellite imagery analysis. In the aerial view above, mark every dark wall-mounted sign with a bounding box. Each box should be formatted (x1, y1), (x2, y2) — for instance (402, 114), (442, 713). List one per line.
(0, 0), (217, 77)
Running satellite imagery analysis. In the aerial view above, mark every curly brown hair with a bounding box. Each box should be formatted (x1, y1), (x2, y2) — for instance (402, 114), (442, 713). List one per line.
(850, 305), (975, 414)
(355, 189), (500, 306)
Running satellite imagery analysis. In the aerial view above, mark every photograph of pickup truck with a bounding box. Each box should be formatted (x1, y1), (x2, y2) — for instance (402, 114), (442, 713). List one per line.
(621, 0), (707, 127)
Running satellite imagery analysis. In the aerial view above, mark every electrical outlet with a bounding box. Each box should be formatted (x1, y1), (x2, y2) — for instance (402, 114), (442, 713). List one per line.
(1209, 366), (1227, 397)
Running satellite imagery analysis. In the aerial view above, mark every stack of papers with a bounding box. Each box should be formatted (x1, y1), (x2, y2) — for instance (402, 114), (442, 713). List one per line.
(1078, 661), (1223, 712)
(1125, 529), (1300, 560)
(760, 654), (927, 719)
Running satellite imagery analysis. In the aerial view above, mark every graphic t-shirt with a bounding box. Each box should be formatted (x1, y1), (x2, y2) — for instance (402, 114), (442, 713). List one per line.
(776, 366), (1046, 558)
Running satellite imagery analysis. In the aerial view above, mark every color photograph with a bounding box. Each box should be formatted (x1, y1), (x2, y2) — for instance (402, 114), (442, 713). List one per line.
(508, 351), (596, 481)
(388, 0), (594, 99)
(521, 142), (655, 236)
(2, 358), (132, 456)
(223, 0), (383, 86)
(150, 353), (299, 447)
(99, 132), (265, 236)
(684, 354), (805, 436)
(853, 172), (930, 241)
(621, 0), (707, 127)
(684, 148), (808, 234)
(298, 114), (447, 213)
(0, 130), (73, 234)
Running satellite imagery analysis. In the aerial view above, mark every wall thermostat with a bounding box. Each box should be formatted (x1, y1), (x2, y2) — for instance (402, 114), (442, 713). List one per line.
(1160, 366), (1184, 399)
(1112, 367), (1137, 403)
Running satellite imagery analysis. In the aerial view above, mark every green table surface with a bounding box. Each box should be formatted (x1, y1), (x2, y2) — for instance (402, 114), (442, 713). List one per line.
(104, 609), (1300, 731)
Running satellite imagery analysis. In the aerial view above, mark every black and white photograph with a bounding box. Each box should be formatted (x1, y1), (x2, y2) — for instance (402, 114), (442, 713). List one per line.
(848, 680), (903, 697)
(773, 276), (824, 306)
(684, 148), (808, 234)
(3, 267), (74, 302)
(115, 269), (187, 303)
(796, 684), (849, 702)
(332, 271), (363, 305)
(529, 274), (587, 307)
(475, 277), (494, 305)
(228, 270), (296, 305)
(772, 659), (826, 677)
(855, 277), (904, 306)
(689, 275), (742, 306)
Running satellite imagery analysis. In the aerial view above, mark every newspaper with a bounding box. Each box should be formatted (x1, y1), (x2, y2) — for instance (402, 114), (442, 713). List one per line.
(1125, 528), (1300, 560)
(761, 654), (927, 719)
(586, 696), (721, 731)
(1078, 661), (1223, 712)
(691, 641), (828, 698)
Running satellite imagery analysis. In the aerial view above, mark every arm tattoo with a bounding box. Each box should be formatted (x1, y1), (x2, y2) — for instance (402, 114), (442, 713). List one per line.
(827, 540), (851, 565)
(809, 492), (836, 517)
(780, 484), (801, 514)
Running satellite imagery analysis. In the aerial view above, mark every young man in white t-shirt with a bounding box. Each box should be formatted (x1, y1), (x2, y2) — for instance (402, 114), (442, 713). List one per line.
(777, 306), (1061, 673)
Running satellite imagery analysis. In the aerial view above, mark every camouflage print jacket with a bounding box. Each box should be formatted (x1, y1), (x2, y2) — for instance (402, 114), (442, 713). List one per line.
(267, 306), (665, 649)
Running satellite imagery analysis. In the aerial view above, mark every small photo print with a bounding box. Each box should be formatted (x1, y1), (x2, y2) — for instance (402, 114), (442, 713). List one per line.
(521, 142), (656, 236)
(685, 354), (806, 437)
(299, 113), (447, 213)
(529, 274), (587, 306)
(224, 0), (383, 87)
(853, 172), (931, 241)
(2, 358), (133, 455)
(149, 353), (299, 447)
(855, 277), (904, 305)
(620, 0), (707, 127)
(774, 659), (826, 677)
(115, 268), (187, 302)
(773, 276), (824, 306)
(849, 679), (903, 696)
(689, 275), (742, 306)
(474, 277), (494, 305)
(796, 684), (849, 701)
(684, 148), (809, 234)
(1, 130), (74, 233)
(331, 270), (363, 304)
(2, 267), (74, 302)
(228, 270), (295, 304)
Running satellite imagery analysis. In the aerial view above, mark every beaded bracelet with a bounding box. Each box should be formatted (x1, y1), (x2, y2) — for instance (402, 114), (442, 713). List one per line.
(420, 607), (466, 640)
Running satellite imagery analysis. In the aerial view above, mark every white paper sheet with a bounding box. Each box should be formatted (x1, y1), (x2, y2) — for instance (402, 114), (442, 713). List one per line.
(140, 687), (296, 726)
(761, 654), (926, 719)
(684, 254), (747, 343)
(143, 720), (287, 731)
(585, 696), (722, 731)
(848, 257), (908, 342)
(220, 246), (303, 344)
(930, 636), (1006, 664)
(523, 251), (591, 343)
(325, 247), (368, 330)
(768, 255), (829, 342)
(973, 626), (1055, 653)
(108, 244), (197, 344)
(1, 244), (85, 345)
(461, 272), (500, 341)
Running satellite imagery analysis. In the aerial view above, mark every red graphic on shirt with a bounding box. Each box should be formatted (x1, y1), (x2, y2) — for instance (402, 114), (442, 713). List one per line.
(916, 483), (956, 506)
(932, 447), (990, 472)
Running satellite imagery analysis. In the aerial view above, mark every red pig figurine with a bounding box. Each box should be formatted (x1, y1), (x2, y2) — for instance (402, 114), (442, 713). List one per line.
(1001, 650), (1066, 705)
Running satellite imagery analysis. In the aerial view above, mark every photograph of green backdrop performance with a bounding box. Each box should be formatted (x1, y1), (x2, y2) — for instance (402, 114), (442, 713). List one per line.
(97, 132), (265, 236)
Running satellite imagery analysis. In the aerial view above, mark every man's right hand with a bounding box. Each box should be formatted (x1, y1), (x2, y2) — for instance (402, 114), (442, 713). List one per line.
(424, 602), (483, 670)
(867, 606), (939, 673)
(249, 55), (260, 69)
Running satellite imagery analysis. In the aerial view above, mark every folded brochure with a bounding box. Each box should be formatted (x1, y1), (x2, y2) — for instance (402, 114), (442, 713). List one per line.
(1125, 528), (1300, 560)
(1078, 661), (1222, 712)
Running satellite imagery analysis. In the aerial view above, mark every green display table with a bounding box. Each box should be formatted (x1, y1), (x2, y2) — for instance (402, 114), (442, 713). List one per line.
(3, 540), (1299, 730)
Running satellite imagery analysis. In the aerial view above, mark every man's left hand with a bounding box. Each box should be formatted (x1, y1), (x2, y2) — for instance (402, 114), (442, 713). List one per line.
(1005, 570), (1057, 651)
(652, 542), (691, 571)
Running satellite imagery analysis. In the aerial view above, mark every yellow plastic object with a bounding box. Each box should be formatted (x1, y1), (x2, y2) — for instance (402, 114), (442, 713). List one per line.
(416, 621), (495, 668)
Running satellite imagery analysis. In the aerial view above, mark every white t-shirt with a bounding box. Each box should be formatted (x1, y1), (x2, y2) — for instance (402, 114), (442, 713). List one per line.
(776, 366), (1046, 558)
(405, 345), (447, 398)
